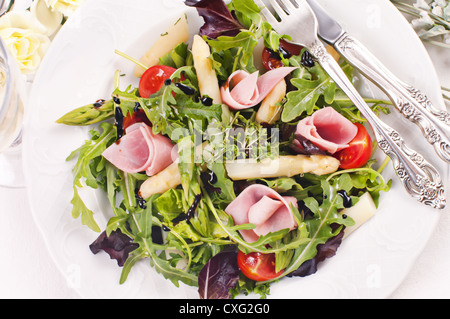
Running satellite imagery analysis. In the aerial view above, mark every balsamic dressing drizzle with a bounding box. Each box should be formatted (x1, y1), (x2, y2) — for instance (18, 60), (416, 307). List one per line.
(201, 96), (213, 106)
(114, 106), (124, 140)
(337, 190), (353, 208)
(94, 99), (106, 108)
(175, 83), (196, 95)
(113, 96), (121, 105)
(207, 171), (218, 185)
(134, 102), (141, 112)
(278, 46), (291, 59)
(171, 194), (203, 226)
(171, 214), (187, 226)
(135, 188), (147, 209)
(151, 226), (164, 245)
(187, 193), (203, 219)
(301, 50), (315, 68)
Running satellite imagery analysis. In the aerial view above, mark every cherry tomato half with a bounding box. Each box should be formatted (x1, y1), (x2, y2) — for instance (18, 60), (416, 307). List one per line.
(262, 47), (284, 71)
(237, 251), (284, 282)
(262, 40), (304, 71)
(279, 39), (304, 56)
(139, 65), (177, 98)
(334, 123), (373, 170)
(123, 109), (151, 130)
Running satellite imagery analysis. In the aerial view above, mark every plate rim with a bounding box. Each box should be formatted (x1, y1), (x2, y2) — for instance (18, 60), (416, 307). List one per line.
(22, 0), (448, 299)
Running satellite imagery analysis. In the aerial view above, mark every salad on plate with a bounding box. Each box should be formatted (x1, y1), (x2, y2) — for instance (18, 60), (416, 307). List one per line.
(57, 0), (392, 299)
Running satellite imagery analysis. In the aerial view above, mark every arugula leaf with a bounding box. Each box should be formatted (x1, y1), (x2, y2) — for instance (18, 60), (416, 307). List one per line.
(231, 277), (271, 299)
(282, 63), (339, 122)
(177, 135), (199, 198)
(71, 187), (101, 233)
(68, 123), (116, 188)
(110, 86), (139, 117)
(67, 122), (117, 232)
(288, 229), (345, 277)
(176, 99), (223, 123)
(332, 99), (393, 125)
(148, 249), (199, 287)
(207, 31), (259, 74)
(133, 199), (155, 245)
(258, 177), (304, 193)
(206, 162), (236, 206)
(260, 179), (355, 283)
(326, 162), (392, 207)
(210, 49), (235, 81)
(113, 192), (200, 287)
(118, 171), (138, 211)
(106, 212), (129, 237)
(144, 85), (178, 136)
(120, 247), (147, 284)
(159, 42), (192, 69)
(113, 66), (222, 138)
(228, 0), (262, 27)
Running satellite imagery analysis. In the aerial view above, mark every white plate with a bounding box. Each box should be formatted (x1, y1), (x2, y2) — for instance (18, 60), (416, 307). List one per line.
(23, 0), (448, 299)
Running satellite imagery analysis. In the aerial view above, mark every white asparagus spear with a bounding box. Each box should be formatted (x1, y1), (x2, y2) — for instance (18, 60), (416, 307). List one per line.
(225, 155), (340, 180)
(139, 154), (339, 198)
(256, 80), (287, 125)
(139, 142), (207, 199)
(139, 160), (181, 200)
(134, 15), (190, 78)
(341, 192), (377, 239)
(192, 35), (222, 104)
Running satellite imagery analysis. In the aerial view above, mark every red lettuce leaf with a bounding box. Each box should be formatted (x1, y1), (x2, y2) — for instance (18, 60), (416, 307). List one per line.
(198, 249), (240, 299)
(89, 229), (139, 267)
(288, 228), (345, 277)
(185, 0), (244, 38)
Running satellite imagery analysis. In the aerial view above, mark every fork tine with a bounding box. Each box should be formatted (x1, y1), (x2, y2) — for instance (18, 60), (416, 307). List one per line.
(260, 5), (280, 26)
(253, 0), (266, 8)
(278, 0), (297, 13)
(288, 0), (300, 8)
(268, 0), (288, 18)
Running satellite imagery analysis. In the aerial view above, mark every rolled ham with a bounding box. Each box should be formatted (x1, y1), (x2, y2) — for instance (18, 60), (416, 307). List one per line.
(225, 184), (298, 243)
(220, 67), (297, 110)
(102, 123), (175, 176)
(295, 107), (358, 154)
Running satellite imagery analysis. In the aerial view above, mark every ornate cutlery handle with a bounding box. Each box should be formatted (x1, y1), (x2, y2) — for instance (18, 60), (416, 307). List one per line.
(335, 33), (450, 163)
(374, 120), (446, 210)
(310, 40), (446, 209)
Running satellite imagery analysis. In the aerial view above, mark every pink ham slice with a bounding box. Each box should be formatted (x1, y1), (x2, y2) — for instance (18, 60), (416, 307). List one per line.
(220, 67), (297, 110)
(295, 107), (358, 154)
(102, 123), (175, 176)
(225, 184), (298, 243)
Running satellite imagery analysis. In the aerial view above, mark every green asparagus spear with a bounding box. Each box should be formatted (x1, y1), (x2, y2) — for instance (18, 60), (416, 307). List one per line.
(56, 99), (115, 126)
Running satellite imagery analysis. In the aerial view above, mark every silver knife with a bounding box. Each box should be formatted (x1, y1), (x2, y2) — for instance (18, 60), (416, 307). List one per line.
(307, 0), (450, 164)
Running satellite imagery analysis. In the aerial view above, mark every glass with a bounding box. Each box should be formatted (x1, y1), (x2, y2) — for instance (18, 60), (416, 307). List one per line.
(0, 1), (14, 18)
(0, 37), (27, 188)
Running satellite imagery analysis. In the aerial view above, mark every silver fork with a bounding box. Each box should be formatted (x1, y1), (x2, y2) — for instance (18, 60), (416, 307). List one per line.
(307, 0), (450, 164)
(260, 0), (446, 209)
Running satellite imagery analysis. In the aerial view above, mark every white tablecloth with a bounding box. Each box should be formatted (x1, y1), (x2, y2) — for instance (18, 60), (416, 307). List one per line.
(1, 0), (449, 299)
